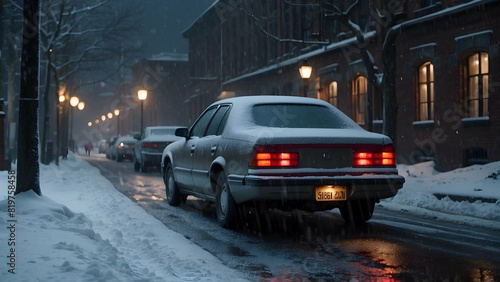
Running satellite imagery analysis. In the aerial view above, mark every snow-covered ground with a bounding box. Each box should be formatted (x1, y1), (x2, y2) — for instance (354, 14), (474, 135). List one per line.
(0, 153), (252, 281)
(0, 153), (499, 281)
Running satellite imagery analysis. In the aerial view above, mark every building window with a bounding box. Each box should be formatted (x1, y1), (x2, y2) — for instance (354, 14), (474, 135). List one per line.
(417, 62), (434, 121)
(328, 81), (338, 107)
(352, 75), (367, 124)
(463, 52), (489, 118)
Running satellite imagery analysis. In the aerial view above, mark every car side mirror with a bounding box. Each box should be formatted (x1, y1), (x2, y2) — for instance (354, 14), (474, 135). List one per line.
(133, 133), (141, 140)
(175, 127), (189, 138)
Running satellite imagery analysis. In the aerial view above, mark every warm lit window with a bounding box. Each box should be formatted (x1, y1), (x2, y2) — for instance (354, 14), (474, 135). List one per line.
(463, 52), (489, 118)
(328, 81), (338, 107)
(352, 75), (367, 124)
(417, 62), (434, 121)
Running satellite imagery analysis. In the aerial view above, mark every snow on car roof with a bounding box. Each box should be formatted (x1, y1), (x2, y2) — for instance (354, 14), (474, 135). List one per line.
(214, 95), (330, 106)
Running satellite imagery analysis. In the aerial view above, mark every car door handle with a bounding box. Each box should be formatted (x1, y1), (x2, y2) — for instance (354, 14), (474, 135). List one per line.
(210, 145), (217, 156)
(190, 145), (196, 156)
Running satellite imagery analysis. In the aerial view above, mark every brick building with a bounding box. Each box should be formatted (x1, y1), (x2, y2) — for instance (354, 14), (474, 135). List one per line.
(182, 0), (499, 171)
(120, 53), (191, 135)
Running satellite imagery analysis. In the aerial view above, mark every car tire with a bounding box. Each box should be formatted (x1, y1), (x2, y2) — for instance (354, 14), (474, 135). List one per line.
(117, 154), (123, 162)
(340, 198), (375, 224)
(164, 163), (183, 206)
(215, 172), (238, 229)
(133, 157), (140, 171)
(140, 161), (147, 173)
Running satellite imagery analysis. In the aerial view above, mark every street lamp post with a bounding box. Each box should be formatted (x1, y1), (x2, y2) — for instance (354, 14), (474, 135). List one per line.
(299, 62), (312, 97)
(69, 97), (79, 152)
(114, 109), (120, 136)
(138, 90), (148, 134)
(56, 95), (65, 165)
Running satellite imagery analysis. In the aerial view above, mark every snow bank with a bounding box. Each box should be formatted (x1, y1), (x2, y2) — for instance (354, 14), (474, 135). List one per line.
(380, 161), (500, 229)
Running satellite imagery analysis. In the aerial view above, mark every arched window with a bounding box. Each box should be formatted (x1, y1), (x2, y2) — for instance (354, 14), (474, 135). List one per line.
(328, 81), (338, 107)
(463, 52), (489, 118)
(352, 75), (367, 124)
(417, 62), (434, 121)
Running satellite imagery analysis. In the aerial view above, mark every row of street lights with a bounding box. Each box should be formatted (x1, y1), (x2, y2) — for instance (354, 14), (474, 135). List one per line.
(87, 89), (148, 136)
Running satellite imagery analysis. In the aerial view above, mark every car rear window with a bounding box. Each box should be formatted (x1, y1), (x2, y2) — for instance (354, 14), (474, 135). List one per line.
(252, 104), (354, 129)
(151, 128), (176, 135)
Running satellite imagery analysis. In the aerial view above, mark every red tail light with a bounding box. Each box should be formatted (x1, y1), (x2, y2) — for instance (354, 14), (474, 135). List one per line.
(250, 146), (299, 168)
(142, 142), (158, 148)
(353, 145), (396, 167)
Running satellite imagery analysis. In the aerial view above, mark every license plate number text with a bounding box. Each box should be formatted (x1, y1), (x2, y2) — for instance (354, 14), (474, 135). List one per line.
(315, 186), (347, 201)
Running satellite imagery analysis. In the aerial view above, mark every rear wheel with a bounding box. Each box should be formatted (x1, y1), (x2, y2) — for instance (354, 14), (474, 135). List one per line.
(340, 198), (375, 224)
(215, 172), (238, 229)
(140, 161), (147, 172)
(164, 163), (183, 206)
(133, 156), (140, 171)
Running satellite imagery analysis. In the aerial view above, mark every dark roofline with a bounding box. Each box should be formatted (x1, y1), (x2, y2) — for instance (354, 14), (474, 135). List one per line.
(182, 0), (220, 38)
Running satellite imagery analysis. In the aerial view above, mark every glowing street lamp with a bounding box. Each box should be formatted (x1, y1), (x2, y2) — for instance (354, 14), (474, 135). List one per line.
(101, 115), (106, 121)
(299, 65), (312, 79)
(69, 97), (83, 151)
(138, 90), (148, 134)
(299, 62), (313, 97)
(88, 122), (92, 127)
(107, 112), (113, 119)
(70, 96), (79, 107)
(114, 109), (120, 135)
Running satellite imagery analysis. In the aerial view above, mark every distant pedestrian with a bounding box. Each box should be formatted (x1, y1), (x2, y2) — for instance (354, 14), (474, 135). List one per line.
(85, 142), (93, 156)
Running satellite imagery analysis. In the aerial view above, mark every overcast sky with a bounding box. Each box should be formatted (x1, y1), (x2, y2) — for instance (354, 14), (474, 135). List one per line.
(138, 0), (214, 57)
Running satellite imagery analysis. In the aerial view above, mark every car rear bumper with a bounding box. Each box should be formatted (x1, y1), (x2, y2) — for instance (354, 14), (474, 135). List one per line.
(227, 174), (405, 205)
(141, 152), (162, 165)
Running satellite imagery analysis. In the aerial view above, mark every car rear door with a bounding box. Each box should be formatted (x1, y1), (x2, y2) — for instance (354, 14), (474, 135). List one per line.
(174, 106), (218, 190)
(191, 105), (231, 196)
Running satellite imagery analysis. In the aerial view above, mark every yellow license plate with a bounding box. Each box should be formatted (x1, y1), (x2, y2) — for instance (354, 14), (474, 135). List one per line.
(315, 186), (347, 201)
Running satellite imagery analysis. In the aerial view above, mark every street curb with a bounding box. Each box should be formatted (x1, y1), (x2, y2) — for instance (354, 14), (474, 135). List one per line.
(433, 193), (499, 204)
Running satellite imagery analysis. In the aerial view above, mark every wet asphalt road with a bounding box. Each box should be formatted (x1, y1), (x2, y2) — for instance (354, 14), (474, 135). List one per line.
(82, 154), (500, 281)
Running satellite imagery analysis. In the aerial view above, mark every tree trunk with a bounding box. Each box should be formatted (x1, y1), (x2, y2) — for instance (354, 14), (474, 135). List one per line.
(41, 51), (52, 165)
(16, 0), (41, 195)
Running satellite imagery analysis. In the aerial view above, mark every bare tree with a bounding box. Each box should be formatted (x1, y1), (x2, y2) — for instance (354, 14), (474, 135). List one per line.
(326, 0), (408, 147)
(38, 0), (142, 164)
(1, 0), (23, 164)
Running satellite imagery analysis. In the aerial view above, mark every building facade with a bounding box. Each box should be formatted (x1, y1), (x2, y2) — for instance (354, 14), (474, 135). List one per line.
(120, 53), (191, 135)
(183, 0), (499, 171)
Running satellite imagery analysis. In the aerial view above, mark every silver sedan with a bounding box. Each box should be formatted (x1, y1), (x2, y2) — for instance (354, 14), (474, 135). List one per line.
(161, 96), (404, 228)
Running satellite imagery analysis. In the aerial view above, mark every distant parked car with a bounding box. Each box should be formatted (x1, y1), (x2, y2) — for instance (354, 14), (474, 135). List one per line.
(106, 137), (118, 159)
(98, 139), (108, 154)
(110, 135), (136, 162)
(133, 126), (183, 172)
(161, 96), (405, 228)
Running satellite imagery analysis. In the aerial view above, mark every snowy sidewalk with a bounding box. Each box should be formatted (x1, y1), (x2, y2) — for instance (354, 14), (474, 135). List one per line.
(0, 153), (251, 281)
